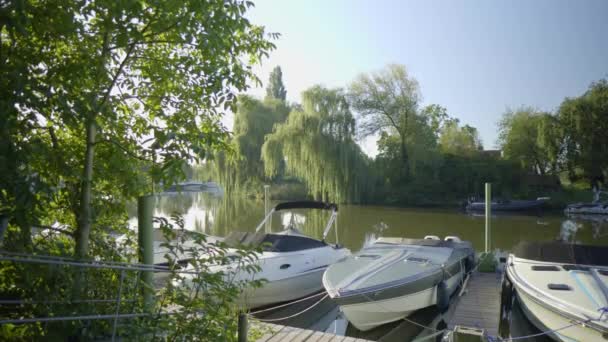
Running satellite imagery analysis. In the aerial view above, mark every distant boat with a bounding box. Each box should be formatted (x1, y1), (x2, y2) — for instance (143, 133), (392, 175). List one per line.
(565, 202), (608, 215)
(465, 197), (548, 212)
(505, 241), (608, 341)
(566, 188), (608, 215)
(164, 181), (222, 195)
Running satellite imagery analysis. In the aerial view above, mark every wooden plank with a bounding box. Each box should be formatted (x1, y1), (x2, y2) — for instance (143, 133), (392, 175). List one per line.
(256, 325), (285, 342)
(267, 325), (300, 342)
(305, 331), (334, 342)
(447, 271), (501, 336)
(289, 328), (314, 342)
(254, 323), (373, 342)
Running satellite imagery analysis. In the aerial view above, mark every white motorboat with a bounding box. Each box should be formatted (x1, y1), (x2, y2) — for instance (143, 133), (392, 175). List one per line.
(565, 202), (608, 215)
(322, 235), (474, 331)
(179, 201), (351, 308)
(505, 241), (608, 341)
(565, 188), (608, 215)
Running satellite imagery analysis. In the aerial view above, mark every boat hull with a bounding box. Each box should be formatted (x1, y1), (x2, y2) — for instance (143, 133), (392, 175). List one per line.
(564, 203), (608, 215)
(238, 268), (326, 308)
(466, 199), (546, 212)
(506, 245), (608, 342)
(515, 284), (605, 341)
(337, 271), (463, 331)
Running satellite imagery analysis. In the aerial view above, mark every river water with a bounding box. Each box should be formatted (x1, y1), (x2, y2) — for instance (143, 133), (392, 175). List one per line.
(129, 190), (608, 252)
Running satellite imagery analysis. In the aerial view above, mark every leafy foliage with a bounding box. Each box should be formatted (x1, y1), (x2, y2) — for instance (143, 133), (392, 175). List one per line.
(0, 215), (264, 341)
(131, 215), (263, 341)
(440, 121), (483, 156)
(214, 95), (289, 194)
(265, 66), (287, 101)
(0, 227), (139, 340)
(1, 0), (276, 339)
(557, 79), (608, 186)
(1, 0), (276, 258)
(498, 107), (557, 175)
(262, 86), (373, 203)
(349, 64), (421, 178)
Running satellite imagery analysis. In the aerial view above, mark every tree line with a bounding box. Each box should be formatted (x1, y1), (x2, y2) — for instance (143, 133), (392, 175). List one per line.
(209, 65), (607, 206)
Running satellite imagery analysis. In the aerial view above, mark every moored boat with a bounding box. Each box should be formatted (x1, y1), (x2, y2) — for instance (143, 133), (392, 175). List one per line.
(322, 235), (475, 331)
(565, 202), (608, 215)
(466, 198), (548, 212)
(178, 201), (351, 308)
(505, 241), (608, 341)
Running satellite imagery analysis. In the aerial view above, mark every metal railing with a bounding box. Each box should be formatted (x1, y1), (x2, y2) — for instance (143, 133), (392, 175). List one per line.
(0, 250), (191, 341)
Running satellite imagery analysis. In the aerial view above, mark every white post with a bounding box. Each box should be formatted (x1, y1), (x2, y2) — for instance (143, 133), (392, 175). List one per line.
(264, 185), (270, 233)
(485, 182), (491, 253)
(335, 214), (339, 245)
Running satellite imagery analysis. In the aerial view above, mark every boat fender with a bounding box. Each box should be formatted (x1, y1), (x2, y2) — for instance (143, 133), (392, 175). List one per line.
(499, 275), (514, 319)
(465, 255), (474, 272)
(436, 281), (449, 313)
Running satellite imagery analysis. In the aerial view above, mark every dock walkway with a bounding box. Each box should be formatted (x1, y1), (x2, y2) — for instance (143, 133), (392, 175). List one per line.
(255, 323), (372, 342)
(254, 270), (504, 341)
(447, 271), (502, 336)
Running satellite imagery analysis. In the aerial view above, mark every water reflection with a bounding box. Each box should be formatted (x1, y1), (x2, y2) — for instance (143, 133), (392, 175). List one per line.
(128, 192), (608, 251)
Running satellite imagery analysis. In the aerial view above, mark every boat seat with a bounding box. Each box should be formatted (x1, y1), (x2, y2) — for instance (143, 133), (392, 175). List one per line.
(444, 236), (462, 242)
(424, 235), (440, 240)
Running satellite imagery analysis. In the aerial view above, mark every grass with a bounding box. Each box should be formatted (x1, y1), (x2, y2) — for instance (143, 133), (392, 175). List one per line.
(477, 252), (497, 273)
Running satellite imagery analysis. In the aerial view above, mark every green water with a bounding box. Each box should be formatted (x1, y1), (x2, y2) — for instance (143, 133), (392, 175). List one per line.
(132, 191), (608, 252)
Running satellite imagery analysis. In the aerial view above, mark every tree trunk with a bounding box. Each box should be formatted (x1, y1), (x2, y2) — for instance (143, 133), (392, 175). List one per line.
(75, 119), (96, 259)
(400, 136), (409, 180)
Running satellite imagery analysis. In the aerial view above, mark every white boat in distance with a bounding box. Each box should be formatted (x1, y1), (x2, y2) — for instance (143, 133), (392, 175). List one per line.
(179, 201), (351, 308)
(323, 235), (474, 331)
(565, 202), (608, 215)
(506, 241), (608, 341)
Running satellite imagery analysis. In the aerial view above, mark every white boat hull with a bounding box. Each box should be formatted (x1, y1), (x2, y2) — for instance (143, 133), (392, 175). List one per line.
(516, 286), (605, 341)
(564, 203), (608, 215)
(238, 268), (326, 308)
(340, 271), (463, 331)
(506, 247), (608, 342)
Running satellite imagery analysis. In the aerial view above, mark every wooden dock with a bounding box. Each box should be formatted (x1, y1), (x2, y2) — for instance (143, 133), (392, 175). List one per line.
(253, 268), (505, 341)
(255, 323), (372, 342)
(447, 271), (502, 336)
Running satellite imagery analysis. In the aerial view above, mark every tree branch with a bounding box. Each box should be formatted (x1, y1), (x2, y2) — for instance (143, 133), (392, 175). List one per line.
(97, 137), (154, 162)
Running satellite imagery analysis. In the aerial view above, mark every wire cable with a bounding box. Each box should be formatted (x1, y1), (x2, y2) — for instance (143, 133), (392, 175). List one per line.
(486, 318), (591, 341)
(249, 291), (327, 315)
(251, 294), (329, 322)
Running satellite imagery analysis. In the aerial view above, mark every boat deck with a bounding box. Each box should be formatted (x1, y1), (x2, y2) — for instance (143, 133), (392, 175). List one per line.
(447, 271), (502, 336)
(255, 323), (372, 342)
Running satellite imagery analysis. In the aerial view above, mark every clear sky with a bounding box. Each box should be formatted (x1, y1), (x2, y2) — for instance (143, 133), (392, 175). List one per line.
(244, 0), (608, 156)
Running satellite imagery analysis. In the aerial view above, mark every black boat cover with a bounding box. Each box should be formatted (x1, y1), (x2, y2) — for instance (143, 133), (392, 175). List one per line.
(223, 231), (326, 252)
(513, 241), (608, 266)
(274, 201), (338, 212)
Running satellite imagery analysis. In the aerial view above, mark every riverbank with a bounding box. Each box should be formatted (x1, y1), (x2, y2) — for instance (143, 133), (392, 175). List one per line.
(258, 182), (594, 211)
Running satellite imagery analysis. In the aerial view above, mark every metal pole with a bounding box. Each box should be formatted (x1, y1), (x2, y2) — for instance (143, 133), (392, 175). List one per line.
(138, 195), (154, 312)
(335, 214), (339, 245)
(264, 185), (270, 233)
(485, 182), (491, 253)
(238, 312), (248, 342)
(112, 269), (125, 341)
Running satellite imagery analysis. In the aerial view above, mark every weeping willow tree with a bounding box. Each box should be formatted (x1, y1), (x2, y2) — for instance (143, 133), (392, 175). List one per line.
(214, 95), (289, 193)
(262, 86), (373, 203)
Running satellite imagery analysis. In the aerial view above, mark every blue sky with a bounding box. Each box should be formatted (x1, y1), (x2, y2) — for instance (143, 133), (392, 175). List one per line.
(245, 0), (608, 156)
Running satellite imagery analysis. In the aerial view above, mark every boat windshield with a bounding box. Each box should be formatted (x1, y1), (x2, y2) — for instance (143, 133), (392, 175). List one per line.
(223, 231), (326, 252)
(514, 241), (608, 266)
